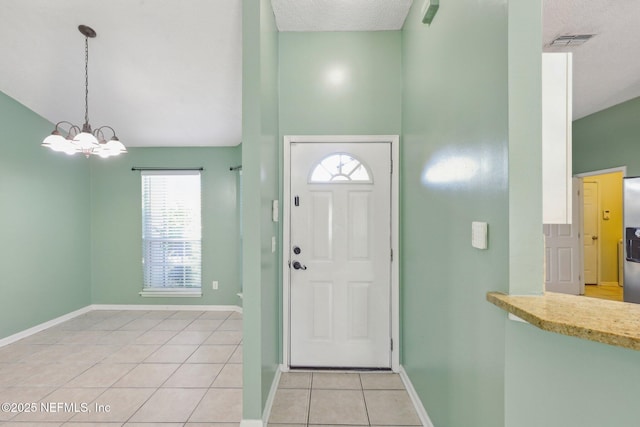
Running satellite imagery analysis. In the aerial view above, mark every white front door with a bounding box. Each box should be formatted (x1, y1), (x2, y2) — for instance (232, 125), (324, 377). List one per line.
(289, 142), (391, 368)
(583, 181), (599, 284)
(544, 178), (583, 295)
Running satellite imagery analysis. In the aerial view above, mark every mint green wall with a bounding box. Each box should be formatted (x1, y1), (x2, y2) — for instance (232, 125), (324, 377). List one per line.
(240, 29), (404, 421)
(277, 27), (401, 398)
(278, 29), (401, 362)
(401, 0), (509, 425)
(508, 0), (544, 295)
(258, 0), (281, 411)
(506, 321), (640, 427)
(0, 92), (91, 339)
(90, 146), (241, 306)
(279, 31), (402, 135)
(505, 90), (640, 427)
(278, 28), (400, 372)
(502, 3), (640, 426)
(242, 0), (280, 419)
(573, 96), (640, 175)
(0, 91), (240, 338)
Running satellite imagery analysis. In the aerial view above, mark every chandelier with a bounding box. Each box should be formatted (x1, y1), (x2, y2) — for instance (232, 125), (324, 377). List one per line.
(42, 25), (126, 158)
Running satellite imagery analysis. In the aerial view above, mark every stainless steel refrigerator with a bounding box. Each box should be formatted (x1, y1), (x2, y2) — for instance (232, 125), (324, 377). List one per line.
(623, 177), (640, 303)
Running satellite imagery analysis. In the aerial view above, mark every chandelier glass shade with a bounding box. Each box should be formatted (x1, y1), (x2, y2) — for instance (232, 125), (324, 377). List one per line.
(42, 25), (126, 158)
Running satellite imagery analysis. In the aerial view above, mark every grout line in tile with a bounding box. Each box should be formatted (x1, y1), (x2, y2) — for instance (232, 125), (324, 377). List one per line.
(123, 383), (161, 424)
(185, 376), (209, 423)
(358, 373), (371, 426)
(1, 309), (243, 426)
(307, 372), (315, 426)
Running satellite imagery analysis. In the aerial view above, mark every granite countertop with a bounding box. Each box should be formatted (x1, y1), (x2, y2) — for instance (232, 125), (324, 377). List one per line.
(487, 291), (640, 351)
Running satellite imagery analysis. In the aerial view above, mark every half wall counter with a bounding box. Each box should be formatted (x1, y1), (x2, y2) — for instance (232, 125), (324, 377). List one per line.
(487, 291), (640, 351)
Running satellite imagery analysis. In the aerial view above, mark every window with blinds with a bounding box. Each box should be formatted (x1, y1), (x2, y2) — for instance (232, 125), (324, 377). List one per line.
(141, 171), (202, 291)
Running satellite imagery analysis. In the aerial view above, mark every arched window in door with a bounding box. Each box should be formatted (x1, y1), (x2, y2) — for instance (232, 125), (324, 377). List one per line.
(309, 153), (372, 183)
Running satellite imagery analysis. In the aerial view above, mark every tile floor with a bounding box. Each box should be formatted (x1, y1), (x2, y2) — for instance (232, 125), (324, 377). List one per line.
(0, 309), (243, 426)
(269, 371), (422, 426)
(0, 310), (423, 427)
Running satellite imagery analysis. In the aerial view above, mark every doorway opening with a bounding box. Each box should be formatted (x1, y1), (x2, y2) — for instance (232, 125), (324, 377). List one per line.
(544, 167), (625, 301)
(282, 135), (400, 371)
(577, 167), (625, 302)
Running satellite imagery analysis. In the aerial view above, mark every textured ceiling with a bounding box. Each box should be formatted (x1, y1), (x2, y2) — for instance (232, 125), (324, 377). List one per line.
(543, 0), (640, 120)
(0, 0), (242, 147)
(271, 0), (413, 31)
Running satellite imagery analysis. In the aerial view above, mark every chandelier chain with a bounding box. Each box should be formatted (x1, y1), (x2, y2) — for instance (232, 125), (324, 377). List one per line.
(84, 36), (89, 126)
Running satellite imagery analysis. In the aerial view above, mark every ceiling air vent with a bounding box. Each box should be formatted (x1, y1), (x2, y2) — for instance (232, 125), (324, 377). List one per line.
(550, 34), (595, 47)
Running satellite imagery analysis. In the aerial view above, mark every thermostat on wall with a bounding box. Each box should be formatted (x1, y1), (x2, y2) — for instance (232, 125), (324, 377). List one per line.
(472, 221), (488, 250)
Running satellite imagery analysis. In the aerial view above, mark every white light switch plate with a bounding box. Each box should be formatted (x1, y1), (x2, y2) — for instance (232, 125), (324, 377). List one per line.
(272, 200), (279, 222)
(472, 221), (488, 249)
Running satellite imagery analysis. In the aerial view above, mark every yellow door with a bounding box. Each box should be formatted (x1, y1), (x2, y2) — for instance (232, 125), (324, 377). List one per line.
(583, 181), (599, 284)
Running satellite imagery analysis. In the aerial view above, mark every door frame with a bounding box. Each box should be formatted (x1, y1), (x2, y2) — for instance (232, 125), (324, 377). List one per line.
(575, 166), (627, 286)
(282, 135), (400, 372)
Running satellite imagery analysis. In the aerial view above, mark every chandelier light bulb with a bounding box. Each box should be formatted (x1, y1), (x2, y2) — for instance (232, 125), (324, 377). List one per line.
(97, 149), (112, 159)
(106, 138), (127, 155)
(50, 137), (71, 153)
(42, 133), (64, 148)
(72, 132), (99, 150)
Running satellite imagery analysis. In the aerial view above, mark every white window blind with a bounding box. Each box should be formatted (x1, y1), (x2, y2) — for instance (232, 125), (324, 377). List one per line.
(141, 171), (202, 290)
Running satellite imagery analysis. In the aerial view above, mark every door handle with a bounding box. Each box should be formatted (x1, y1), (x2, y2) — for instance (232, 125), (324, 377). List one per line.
(592, 236), (598, 240)
(292, 261), (307, 270)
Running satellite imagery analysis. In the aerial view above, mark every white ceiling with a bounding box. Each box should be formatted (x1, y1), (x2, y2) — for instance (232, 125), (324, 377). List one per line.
(543, 0), (640, 120)
(0, 1), (636, 148)
(0, 0), (242, 147)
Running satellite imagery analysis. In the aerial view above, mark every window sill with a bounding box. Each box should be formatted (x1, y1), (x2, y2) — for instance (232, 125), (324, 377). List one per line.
(139, 289), (202, 298)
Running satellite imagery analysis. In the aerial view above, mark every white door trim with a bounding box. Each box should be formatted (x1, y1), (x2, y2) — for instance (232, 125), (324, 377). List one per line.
(575, 166), (626, 287)
(282, 135), (400, 372)
(575, 166), (627, 178)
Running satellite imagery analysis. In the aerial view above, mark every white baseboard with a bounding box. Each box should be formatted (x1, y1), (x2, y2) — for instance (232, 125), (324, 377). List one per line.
(241, 364), (282, 427)
(399, 366), (435, 427)
(90, 304), (243, 312)
(0, 305), (92, 348)
(0, 304), (243, 348)
(262, 364), (283, 426)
